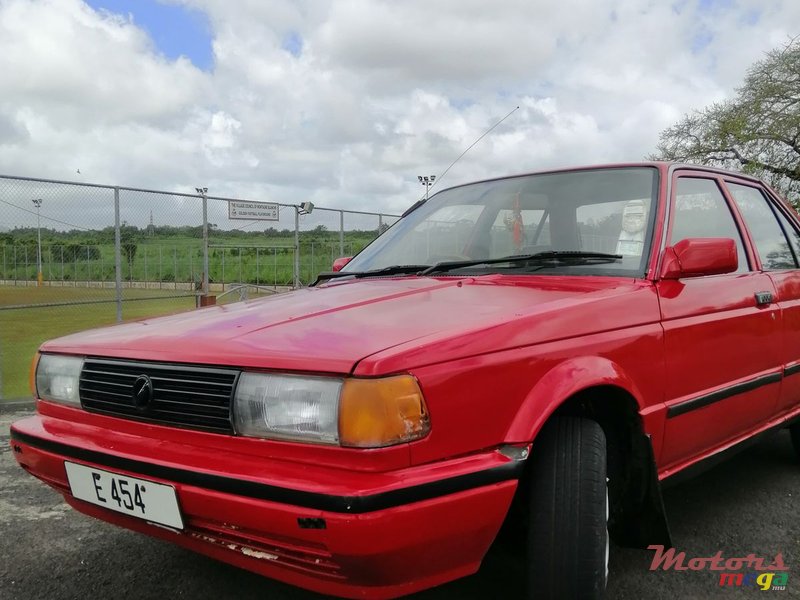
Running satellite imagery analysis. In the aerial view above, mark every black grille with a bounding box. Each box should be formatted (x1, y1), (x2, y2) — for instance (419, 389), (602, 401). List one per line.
(79, 358), (239, 433)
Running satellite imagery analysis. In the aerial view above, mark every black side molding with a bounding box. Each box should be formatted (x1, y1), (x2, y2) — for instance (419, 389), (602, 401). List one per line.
(667, 373), (782, 418)
(784, 364), (800, 378)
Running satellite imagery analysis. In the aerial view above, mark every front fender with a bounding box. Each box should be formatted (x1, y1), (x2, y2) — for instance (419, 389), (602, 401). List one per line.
(504, 355), (647, 443)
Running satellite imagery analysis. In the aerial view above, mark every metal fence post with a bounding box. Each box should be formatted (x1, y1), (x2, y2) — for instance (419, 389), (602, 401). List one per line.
(202, 191), (209, 297)
(294, 206), (300, 288)
(114, 187), (122, 322)
(339, 210), (344, 256)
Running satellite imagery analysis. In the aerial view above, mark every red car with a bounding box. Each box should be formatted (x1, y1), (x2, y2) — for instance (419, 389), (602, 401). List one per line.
(11, 163), (800, 599)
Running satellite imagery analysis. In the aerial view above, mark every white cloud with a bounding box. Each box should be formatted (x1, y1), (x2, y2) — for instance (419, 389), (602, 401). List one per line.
(0, 0), (799, 230)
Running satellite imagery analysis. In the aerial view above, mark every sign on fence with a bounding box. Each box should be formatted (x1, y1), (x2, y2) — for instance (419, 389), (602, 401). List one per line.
(228, 201), (279, 221)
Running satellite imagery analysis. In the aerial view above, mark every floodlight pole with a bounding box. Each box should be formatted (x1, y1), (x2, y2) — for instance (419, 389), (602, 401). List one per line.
(32, 198), (43, 286)
(417, 175), (436, 201)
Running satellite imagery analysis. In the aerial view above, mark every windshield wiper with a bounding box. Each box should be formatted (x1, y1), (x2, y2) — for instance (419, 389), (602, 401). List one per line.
(312, 264), (431, 286)
(311, 252), (622, 285)
(418, 251), (622, 276)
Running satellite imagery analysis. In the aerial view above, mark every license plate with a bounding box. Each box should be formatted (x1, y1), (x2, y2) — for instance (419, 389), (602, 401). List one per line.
(64, 462), (184, 529)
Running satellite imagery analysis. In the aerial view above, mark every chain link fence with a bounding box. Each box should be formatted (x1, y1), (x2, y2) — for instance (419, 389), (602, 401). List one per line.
(0, 174), (399, 399)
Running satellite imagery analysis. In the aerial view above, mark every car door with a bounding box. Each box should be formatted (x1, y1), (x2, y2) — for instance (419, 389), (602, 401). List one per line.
(725, 179), (800, 416)
(657, 173), (782, 469)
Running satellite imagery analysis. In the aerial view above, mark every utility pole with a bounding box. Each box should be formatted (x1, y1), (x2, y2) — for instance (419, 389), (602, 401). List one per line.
(32, 198), (43, 286)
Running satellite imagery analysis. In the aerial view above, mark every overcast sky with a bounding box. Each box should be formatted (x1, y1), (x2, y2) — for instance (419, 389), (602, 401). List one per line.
(1, 0), (799, 231)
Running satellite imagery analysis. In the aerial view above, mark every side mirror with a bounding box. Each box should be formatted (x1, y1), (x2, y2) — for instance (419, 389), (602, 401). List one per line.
(660, 238), (737, 279)
(332, 257), (353, 272)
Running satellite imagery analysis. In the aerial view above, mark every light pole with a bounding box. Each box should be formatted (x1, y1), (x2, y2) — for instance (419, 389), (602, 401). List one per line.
(417, 175), (436, 201)
(32, 198), (43, 286)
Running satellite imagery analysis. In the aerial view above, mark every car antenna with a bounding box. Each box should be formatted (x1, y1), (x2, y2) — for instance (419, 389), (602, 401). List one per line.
(402, 106), (519, 219)
(429, 105), (520, 194)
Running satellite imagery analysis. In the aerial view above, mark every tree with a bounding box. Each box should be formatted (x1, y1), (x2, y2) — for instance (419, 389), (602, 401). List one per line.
(652, 38), (800, 204)
(119, 223), (139, 280)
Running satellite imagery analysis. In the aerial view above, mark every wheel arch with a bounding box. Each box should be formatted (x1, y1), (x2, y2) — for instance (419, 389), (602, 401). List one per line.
(503, 359), (672, 548)
(504, 355), (647, 443)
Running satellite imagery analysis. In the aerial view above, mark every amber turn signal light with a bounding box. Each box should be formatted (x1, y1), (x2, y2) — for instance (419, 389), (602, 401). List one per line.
(339, 375), (430, 448)
(29, 352), (40, 397)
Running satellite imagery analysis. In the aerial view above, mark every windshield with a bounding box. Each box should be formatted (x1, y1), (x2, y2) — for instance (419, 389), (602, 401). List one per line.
(345, 167), (658, 277)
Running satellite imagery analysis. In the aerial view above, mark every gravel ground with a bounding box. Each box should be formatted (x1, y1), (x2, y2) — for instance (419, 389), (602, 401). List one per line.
(1, 408), (798, 600)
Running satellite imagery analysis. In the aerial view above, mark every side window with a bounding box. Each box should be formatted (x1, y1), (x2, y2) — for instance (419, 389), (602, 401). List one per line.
(671, 178), (749, 273)
(727, 182), (798, 270)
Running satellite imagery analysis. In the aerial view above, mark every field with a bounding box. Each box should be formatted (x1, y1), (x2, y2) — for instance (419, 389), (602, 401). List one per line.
(0, 286), (197, 399)
(0, 230), (383, 288)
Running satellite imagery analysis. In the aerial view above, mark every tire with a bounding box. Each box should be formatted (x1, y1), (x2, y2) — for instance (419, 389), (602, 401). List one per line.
(790, 422), (800, 459)
(526, 417), (608, 599)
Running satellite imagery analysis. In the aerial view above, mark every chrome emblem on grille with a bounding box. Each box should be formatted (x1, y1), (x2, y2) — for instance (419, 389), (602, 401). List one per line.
(132, 375), (153, 410)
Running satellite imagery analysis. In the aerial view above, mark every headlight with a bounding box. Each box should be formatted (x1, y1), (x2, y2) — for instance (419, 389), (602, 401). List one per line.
(233, 373), (430, 448)
(234, 373), (343, 444)
(36, 354), (84, 407)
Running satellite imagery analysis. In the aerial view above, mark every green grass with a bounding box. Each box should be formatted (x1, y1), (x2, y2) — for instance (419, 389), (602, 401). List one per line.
(0, 286), (196, 399)
(0, 235), (376, 287)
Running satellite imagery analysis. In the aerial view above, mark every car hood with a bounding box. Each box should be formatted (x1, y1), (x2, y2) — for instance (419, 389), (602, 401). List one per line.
(42, 275), (660, 375)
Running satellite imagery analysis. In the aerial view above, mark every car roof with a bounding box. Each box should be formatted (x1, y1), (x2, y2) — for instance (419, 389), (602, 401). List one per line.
(435, 161), (766, 195)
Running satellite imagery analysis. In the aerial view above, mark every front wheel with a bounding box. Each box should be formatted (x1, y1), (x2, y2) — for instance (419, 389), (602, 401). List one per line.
(526, 417), (608, 599)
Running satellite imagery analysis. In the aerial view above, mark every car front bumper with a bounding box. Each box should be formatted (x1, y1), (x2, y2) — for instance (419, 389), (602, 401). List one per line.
(10, 414), (521, 599)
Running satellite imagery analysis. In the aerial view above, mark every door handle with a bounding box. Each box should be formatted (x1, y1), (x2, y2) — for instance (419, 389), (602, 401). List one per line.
(754, 291), (774, 306)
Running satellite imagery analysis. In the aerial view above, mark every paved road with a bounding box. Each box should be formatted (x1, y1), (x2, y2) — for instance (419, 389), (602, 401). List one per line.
(2, 409), (798, 599)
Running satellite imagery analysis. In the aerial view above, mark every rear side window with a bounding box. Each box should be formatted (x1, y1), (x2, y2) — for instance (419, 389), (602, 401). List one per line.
(671, 177), (749, 273)
(772, 205), (800, 266)
(727, 183), (797, 270)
